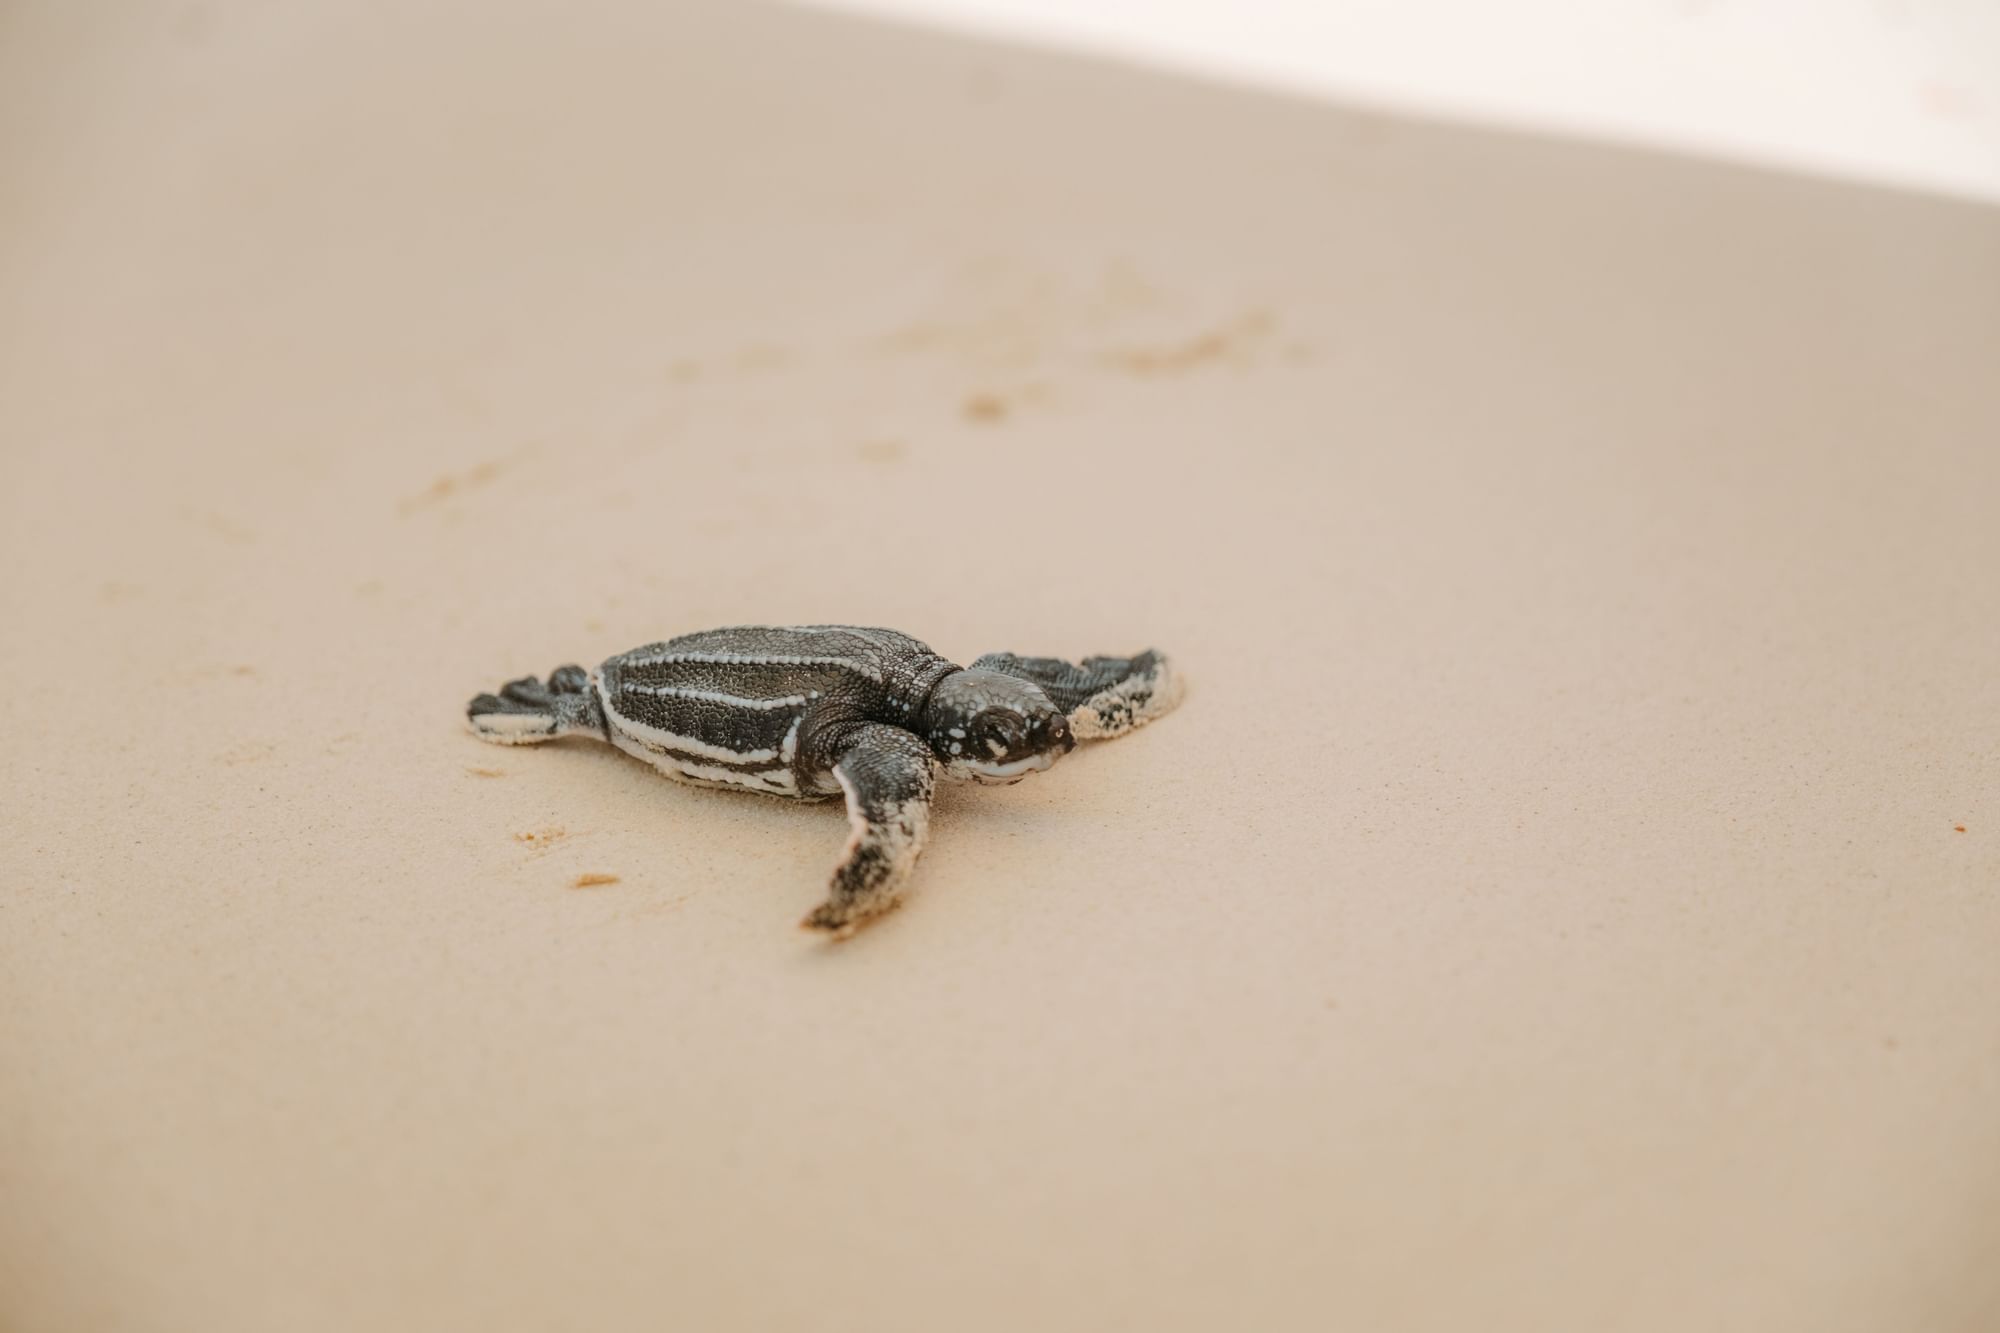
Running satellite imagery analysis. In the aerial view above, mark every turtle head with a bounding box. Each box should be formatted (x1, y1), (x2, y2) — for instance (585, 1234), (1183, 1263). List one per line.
(921, 669), (1076, 784)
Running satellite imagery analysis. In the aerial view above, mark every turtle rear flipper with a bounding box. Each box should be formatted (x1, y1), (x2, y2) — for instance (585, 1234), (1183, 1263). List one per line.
(970, 649), (1184, 740)
(467, 665), (605, 745)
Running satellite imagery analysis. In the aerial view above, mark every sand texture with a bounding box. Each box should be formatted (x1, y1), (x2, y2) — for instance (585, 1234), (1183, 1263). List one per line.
(3, 2), (1998, 1330)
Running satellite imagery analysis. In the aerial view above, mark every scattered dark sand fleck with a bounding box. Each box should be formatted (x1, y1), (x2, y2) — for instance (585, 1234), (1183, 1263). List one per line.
(466, 766), (507, 778)
(572, 873), (621, 888)
(516, 827), (568, 851)
(963, 393), (1009, 423)
(856, 439), (907, 463)
(1110, 310), (1277, 376)
(1117, 331), (1228, 374)
(400, 460), (505, 515)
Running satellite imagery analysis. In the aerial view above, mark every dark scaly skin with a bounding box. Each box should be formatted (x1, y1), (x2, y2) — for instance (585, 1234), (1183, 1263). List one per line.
(970, 650), (1174, 738)
(467, 626), (1181, 935)
(803, 724), (936, 936)
(600, 626), (957, 797)
(467, 664), (606, 740)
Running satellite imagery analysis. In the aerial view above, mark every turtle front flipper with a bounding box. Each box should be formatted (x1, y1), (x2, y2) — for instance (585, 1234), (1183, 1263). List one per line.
(802, 725), (936, 938)
(970, 649), (1184, 741)
(467, 664), (606, 744)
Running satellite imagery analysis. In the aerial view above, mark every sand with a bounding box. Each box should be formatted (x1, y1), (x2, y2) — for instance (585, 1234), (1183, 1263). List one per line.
(3, 2), (1997, 1330)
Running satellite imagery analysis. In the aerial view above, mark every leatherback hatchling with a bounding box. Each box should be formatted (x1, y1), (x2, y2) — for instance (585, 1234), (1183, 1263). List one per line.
(467, 626), (1183, 935)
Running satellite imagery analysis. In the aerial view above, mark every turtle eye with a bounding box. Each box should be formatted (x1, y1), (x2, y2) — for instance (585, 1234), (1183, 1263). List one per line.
(978, 711), (1025, 753)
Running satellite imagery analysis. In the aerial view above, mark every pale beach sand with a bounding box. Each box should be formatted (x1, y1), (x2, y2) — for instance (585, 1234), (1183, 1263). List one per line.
(2, 2), (1997, 1330)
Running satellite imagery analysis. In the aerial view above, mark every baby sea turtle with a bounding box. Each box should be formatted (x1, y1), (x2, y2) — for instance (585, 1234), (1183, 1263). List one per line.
(467, 626), (1183, 935)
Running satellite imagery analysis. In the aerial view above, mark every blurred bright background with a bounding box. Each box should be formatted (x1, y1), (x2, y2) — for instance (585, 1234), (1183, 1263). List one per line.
(806, 0), (2000, 202)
